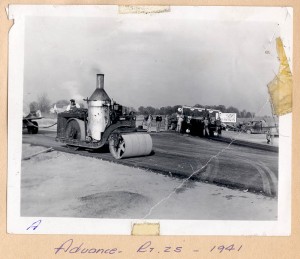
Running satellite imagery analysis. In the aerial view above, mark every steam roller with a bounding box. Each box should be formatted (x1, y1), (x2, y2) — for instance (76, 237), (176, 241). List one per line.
(56, 74), (153, 159)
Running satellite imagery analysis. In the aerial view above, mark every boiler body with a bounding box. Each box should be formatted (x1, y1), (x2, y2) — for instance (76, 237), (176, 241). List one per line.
(88, 101), (110, 140)
(87, 74), (111, 141)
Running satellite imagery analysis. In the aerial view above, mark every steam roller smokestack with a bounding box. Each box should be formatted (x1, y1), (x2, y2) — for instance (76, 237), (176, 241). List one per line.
(97, 74), (104, 89)
(89, 74), (111, 102)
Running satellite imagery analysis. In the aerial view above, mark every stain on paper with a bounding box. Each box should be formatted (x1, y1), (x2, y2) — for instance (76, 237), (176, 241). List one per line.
(268, 37), (292, 116)
(132, 223), (160, 236)
(119, 6), (170, 14)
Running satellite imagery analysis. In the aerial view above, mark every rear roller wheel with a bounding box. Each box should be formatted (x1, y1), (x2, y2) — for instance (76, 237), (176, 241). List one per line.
(65, 119), (85, 142)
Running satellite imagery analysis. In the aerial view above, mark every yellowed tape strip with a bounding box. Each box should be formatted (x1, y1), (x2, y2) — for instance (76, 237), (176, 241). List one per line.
(131, 223), (160, 236)
(268, 37), (293, 116)
(119, 5), (170, 14)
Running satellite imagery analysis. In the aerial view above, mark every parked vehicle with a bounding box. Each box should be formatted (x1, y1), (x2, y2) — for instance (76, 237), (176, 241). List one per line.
(23, 110), (43, 134)
(241, 120), (268, 134)
(222, 123), (238, 131)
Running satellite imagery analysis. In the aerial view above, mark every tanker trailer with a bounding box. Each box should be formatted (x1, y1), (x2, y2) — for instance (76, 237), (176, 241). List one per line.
(56, 74), (152, 159)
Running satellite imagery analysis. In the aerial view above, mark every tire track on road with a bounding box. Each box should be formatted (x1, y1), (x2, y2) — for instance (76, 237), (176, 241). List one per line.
(258, 161), (278, 196)
(251, 162), (272, 196)
(228, 153), (278, 196)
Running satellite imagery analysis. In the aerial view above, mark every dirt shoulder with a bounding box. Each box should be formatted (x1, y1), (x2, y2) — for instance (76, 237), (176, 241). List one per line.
(21, 144), (277, 220)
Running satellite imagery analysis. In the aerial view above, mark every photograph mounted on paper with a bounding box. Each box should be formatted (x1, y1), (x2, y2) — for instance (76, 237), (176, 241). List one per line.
(7, 5), (292, 235)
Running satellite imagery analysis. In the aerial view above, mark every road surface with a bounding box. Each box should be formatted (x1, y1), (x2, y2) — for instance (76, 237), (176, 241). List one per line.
(22, 129), (278, 196)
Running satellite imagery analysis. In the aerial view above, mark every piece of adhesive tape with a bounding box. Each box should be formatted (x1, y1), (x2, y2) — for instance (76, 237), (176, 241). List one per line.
(131, 223), (160, 236)
(267, 37), (292, 116)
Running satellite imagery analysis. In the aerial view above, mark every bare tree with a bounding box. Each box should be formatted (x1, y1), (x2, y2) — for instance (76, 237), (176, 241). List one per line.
(29, 101), (39, 112)
(55, 99), (70, 107)
(245, 112), (252, 118)
(37, 93), (51, 113)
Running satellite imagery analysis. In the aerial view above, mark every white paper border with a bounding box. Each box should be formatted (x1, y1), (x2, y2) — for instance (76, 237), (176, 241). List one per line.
(7, 5), (292, 235)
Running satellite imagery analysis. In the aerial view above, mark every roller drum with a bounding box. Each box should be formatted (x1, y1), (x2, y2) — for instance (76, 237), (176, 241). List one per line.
(109, 133), (152, 159)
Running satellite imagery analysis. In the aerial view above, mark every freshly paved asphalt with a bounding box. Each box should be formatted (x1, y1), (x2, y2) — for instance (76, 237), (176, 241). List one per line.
(22, 129), (278, 196)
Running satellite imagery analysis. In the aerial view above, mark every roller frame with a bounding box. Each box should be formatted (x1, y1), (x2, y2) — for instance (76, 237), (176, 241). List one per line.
(58, 120), (138, 151)
(56, 111), (153, 159)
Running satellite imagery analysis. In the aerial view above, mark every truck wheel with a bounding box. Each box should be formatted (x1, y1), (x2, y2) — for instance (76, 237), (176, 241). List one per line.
(27, 126), (33, 134)
(27, 121), (38, 134)
(246, 129), (252, 134)
(32, 121), (38, 134)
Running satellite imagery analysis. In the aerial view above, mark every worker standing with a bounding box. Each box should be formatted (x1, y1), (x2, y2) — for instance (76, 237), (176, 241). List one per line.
(36, 110), (42, 118)
(216, 117), (222, 136)
(203, 108), (210, 119)
(156, 115), (162, 132)
(177, 115), (184, 133)
(147, 114), (153, 132)
(266, 128), (275, 144)
(203, 117), (210, 137)
(66, 99), (80, 111)
(164, 115), (169, 131)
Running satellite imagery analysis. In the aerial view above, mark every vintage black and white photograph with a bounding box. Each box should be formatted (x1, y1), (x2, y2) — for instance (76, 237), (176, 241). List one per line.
(7, 5), (292, 235)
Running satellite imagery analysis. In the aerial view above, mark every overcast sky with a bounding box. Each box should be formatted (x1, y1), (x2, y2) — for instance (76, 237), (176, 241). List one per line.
(23, 8), (285, 115)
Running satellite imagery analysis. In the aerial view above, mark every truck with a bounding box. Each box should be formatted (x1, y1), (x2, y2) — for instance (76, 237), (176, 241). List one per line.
(174, 105), (222, 137)
(241, 120), (268, 134)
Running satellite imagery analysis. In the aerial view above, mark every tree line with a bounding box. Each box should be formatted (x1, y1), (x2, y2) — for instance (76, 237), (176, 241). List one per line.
(137, 104), (255, 118)
(28, 93), (255, 119)
(29, 94), (84, 113)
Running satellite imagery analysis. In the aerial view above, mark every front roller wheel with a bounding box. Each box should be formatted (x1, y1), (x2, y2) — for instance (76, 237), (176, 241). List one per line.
(109, 133), (152, 159)
(109, 134), (126, 159)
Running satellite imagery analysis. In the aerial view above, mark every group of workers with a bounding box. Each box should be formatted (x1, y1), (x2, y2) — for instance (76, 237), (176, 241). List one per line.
(146, 114), (166, 133)
(144, 112), (221, 137)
